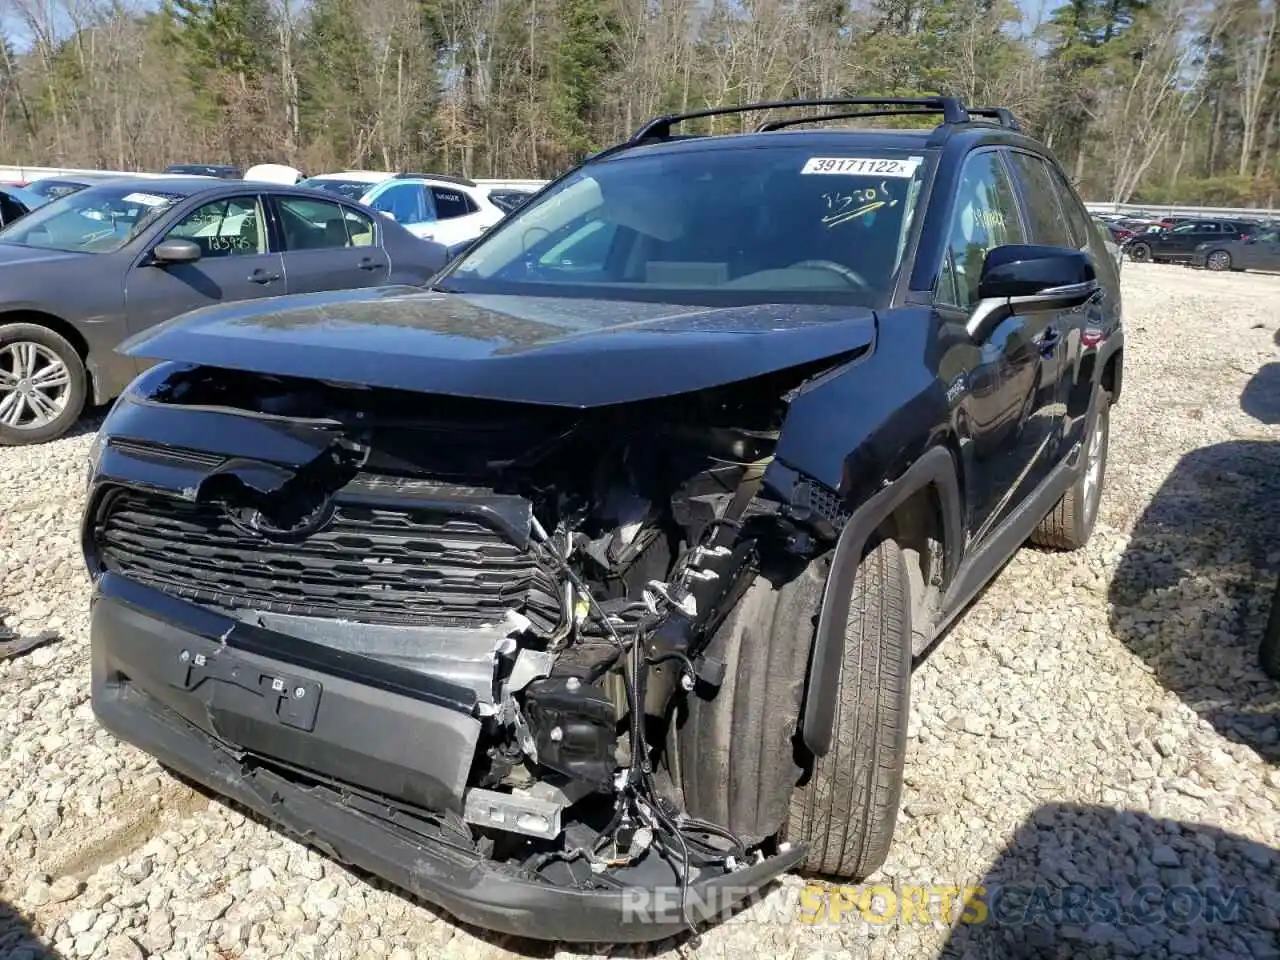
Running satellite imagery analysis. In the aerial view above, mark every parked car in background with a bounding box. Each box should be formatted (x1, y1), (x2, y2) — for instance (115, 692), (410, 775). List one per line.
(298, 170), (394, 200)
(1189, 227), (1280, 272)
(165, 163), (243, 179)
(24, 173), (122, 202)
(244, 163), (306, 185)
(0, 177), (449, 445)
(359, 174), (507, 247)
(0, 184), (48, 226)
(1125, 219), (1260, 263)
(1092, 216), (1124, 270)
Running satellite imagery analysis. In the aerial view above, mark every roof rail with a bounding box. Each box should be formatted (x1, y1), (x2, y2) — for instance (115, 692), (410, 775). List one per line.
(630, 97), (971, 143)
(629, 97), (1024, 143)
(756, 108), (945, 132)
(395, 171), (478, 188)
(967, 106), (1021, 131)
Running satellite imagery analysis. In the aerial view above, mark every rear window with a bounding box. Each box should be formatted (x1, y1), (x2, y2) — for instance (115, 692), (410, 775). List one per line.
(442, 144), (930, 308)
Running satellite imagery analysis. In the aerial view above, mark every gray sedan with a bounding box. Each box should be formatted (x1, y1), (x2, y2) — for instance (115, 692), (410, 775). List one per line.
(0, 178), (449, 444)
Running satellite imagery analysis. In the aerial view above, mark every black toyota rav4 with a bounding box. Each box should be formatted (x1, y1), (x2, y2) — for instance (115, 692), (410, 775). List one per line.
(85, 97), (1123, 941)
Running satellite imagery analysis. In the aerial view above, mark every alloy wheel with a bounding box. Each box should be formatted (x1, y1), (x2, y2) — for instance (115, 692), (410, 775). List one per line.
(1080, 405), (1109, 525)
(0, 341), (73, 430)
(1207, 251), (1231, 271)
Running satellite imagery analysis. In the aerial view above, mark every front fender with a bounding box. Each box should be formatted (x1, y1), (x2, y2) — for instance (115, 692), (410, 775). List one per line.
(796, 444), (964, 756)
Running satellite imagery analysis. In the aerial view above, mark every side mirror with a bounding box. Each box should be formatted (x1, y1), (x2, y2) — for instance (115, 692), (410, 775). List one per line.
(379, 210), (397, 221)
(152, 238), (202, 264)
(967, 244), (1098, 341)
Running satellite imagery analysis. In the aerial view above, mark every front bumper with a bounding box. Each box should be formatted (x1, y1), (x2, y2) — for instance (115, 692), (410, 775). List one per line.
(90, 575), (805, 942)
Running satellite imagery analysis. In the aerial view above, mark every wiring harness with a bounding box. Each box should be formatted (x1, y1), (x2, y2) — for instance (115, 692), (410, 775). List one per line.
(527, 515), (754, 938)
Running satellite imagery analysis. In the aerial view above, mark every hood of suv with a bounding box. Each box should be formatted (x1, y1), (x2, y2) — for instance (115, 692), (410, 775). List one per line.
(122, 286), (877, 407)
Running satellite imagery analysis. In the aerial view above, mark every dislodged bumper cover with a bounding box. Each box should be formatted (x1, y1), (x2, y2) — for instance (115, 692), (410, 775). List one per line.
(92, 574), (482, 813)
(90, 575), (807, 942)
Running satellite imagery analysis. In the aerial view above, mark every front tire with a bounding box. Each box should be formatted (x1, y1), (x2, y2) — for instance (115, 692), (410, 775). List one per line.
(0, 323), (87, 446)
(785, 538), (911, 880)
(1128, 242), (1152, 263)
(1032, 387), (1111, 550)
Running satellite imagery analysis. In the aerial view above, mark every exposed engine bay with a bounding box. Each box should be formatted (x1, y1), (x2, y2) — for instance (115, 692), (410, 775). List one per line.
(85, 358), (853, 930)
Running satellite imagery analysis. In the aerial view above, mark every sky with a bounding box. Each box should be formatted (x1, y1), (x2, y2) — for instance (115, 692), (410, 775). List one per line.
(1, 0), (1067, 54)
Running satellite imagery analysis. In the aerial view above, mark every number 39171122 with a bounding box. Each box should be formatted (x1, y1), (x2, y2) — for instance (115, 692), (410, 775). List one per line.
(801, 157), (920, 178)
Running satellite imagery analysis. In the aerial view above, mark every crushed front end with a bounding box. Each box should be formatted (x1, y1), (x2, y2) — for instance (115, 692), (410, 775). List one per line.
(83, 360), (850, 941)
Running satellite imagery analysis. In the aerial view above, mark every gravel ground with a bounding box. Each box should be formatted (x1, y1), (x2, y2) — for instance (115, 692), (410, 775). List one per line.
(2, 262), (1279, 960)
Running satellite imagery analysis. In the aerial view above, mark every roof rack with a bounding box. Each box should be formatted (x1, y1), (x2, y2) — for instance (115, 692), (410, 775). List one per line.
(756, 108), (945, 132)
(629, 96), (1020, 143)
(966, 106), (1021, 132)
(394, 171), (478, 188)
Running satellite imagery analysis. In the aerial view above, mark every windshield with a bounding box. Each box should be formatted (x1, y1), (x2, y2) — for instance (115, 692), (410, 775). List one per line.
(0, 184), (186, 253)
(299, 177), (378, 201)
(440, 144), (928, 307)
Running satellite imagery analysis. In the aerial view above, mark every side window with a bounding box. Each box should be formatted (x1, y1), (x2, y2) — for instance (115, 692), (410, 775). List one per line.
(166, 197), (265, 257)
(1046, 165), (1114, 272)
(341, 205), (376, 247)
(936, 151), (1026, 310)
(1045, 166), (1094, 248)
(1005, 152), (1073, 247)
(371, 183), (431, 224)
(278, 196), (363, 251)
(430, 187), (474, 220)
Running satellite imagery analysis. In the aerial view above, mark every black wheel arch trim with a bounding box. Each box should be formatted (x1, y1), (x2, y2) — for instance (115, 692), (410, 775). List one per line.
(798, 443), (963, 757)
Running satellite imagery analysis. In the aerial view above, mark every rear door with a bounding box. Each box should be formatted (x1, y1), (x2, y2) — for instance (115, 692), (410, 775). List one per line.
(270, 195), (389, 294)
(1042, 160), (1120, 451)
(123, 194), (285, 336)
(933, 148), (1053, 542)
(1000, 149), (1082, 494)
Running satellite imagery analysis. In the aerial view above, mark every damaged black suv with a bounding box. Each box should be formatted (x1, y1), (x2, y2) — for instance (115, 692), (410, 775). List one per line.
(85, 98), (1123, 941)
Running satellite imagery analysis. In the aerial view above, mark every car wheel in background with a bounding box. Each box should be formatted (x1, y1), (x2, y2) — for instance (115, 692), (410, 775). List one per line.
(0, 323), (87, 446)
(1206, 250), (1232, 271)
(1127, 242), (1151, 263)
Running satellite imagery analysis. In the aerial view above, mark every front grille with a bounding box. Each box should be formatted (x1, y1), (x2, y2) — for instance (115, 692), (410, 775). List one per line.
(94, 486), (563, 630)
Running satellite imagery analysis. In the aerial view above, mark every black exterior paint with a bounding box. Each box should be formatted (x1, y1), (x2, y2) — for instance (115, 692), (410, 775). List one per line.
(84, 117), (1125, 939)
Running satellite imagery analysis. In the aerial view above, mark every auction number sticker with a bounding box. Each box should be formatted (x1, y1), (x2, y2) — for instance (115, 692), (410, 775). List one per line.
(801, 157), (923, 177)
(122, 192), (169, 206)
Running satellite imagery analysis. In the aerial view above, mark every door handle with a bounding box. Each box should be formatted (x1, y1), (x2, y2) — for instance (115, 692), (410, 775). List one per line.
(358, 257), (382, 271)
(249, 269), (280, 284)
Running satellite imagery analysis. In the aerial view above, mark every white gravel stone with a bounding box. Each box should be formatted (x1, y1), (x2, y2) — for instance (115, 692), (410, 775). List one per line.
(1, 264), (1278, 959)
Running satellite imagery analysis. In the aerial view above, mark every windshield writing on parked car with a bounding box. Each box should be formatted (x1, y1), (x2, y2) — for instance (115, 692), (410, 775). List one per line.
(0, 185), (185, 253)
(440, 144), (927, 307)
